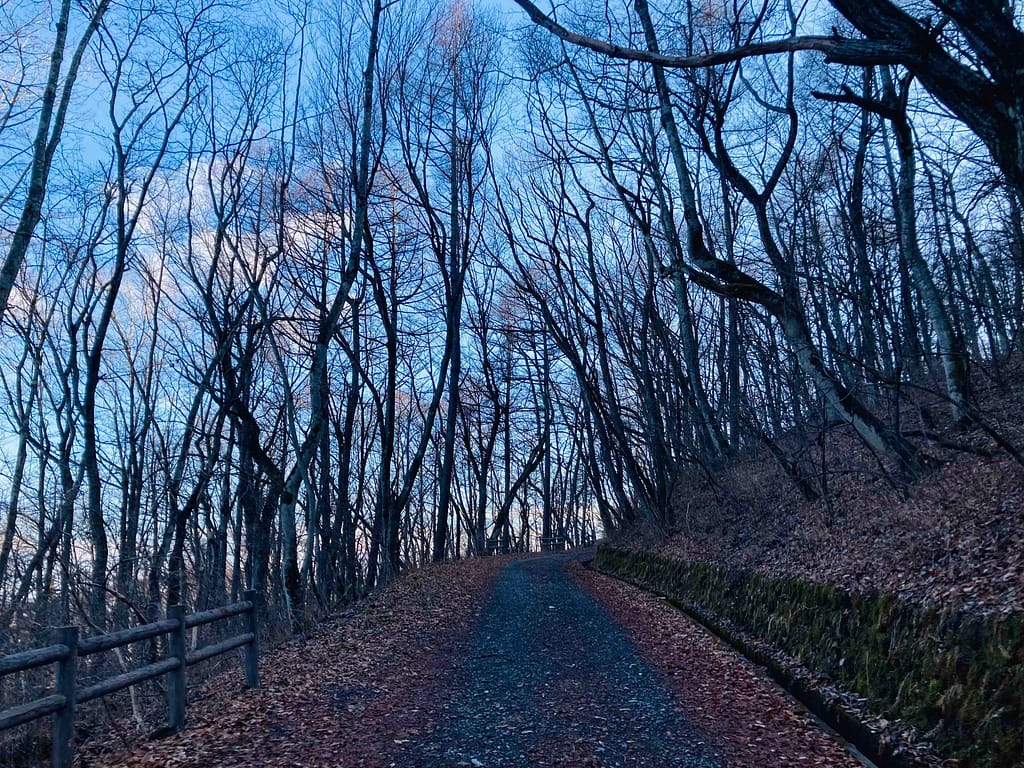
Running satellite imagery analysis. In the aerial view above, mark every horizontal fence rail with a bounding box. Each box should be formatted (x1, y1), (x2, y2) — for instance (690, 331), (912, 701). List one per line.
(0, 590), (259, 767)
(539, 535), (568, 552)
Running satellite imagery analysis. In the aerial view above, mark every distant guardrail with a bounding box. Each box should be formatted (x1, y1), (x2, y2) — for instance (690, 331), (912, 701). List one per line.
(0, 590), (259, 767)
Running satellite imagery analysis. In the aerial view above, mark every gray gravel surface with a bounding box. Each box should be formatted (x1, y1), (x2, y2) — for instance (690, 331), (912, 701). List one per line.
(394, 554), (722, 768)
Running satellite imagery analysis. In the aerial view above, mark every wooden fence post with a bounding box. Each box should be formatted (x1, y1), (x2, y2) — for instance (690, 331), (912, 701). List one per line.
(167, 605), (186, 730)
(52, 625), (78, 768)
(243, 590), (259, 688)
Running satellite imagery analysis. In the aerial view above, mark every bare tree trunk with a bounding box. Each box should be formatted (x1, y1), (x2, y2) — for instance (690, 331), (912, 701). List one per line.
(633, 1), (924, 476)
(433, 110), (464, 562)
(0, 0), (111, 325)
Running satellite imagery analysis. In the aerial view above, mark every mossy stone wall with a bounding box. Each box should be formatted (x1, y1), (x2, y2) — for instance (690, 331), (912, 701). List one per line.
(595, 546), (1023, 767)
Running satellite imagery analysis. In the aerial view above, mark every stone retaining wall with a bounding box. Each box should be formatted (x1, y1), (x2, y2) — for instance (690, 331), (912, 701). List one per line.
(594, 546), (1022, 767)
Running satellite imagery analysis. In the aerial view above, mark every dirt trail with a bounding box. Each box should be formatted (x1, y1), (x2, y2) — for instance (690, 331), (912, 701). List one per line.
(92, 553), (861, 768)
(396, 553), (719, 767)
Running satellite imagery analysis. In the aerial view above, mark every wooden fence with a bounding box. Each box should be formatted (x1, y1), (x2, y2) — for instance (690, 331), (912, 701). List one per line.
(540, 535), (567, 552)
(0, 591), (259, 767)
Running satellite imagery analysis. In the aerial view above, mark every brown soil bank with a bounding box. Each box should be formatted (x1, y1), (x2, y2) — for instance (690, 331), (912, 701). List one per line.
(595, 545), (1023, 768)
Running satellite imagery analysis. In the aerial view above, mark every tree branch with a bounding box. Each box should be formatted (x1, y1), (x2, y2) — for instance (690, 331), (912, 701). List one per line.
(510, 0), (909, 67)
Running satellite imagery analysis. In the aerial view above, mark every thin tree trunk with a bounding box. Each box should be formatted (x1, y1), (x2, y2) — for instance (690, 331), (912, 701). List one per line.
(0, 0), (111, 324)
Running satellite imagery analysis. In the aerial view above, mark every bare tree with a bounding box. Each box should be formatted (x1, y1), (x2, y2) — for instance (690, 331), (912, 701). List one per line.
(511, 0), (1024, 200)
(0, 0), (111, 325)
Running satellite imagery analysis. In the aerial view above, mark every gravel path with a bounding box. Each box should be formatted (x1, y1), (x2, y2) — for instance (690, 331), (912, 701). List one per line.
(397, 553), (721, 768)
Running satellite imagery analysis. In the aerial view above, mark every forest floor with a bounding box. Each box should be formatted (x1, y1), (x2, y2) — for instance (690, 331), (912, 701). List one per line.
(85, 553), (864, 767)
(627, 361), (1024, 616)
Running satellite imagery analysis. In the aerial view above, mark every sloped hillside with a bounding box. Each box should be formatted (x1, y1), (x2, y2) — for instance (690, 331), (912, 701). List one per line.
(624, 362), (1024, 616)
